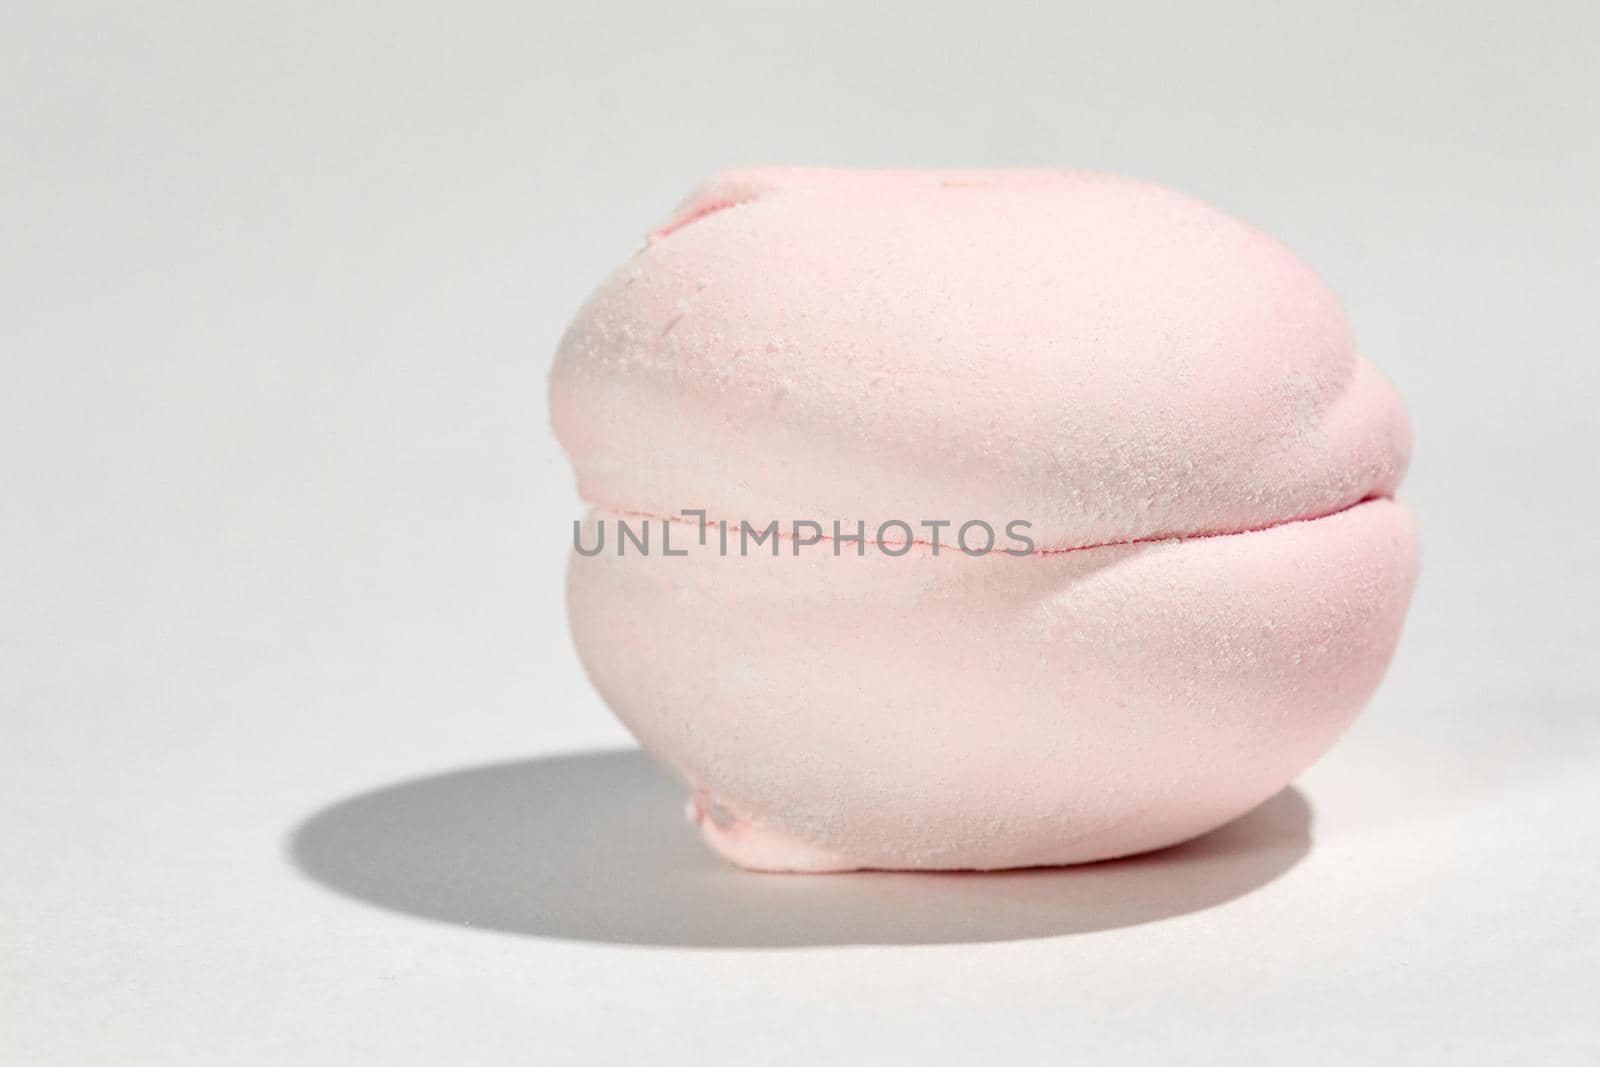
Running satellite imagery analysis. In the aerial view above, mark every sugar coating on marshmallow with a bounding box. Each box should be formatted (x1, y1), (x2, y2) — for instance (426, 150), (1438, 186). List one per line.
(553, 169), (1418, 872)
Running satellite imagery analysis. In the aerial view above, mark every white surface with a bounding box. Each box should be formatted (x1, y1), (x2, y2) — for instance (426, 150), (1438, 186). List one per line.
(4, 2), (1598, 1063)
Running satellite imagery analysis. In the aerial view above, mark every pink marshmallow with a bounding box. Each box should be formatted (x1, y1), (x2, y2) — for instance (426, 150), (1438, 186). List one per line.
(552, 168), (1418, 871)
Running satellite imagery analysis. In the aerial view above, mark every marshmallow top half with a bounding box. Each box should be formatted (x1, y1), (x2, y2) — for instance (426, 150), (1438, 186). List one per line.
(552, 168), (1409, 549)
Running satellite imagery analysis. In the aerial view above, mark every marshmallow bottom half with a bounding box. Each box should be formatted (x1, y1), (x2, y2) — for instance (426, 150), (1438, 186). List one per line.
(567, 496), (1418, 872)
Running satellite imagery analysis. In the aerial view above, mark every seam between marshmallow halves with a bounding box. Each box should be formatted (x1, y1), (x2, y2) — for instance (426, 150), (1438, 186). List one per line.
(581, 494), (1391, 559)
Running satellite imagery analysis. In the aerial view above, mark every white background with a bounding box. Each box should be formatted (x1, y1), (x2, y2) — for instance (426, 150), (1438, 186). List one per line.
(4, 2), (1597, 1062)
